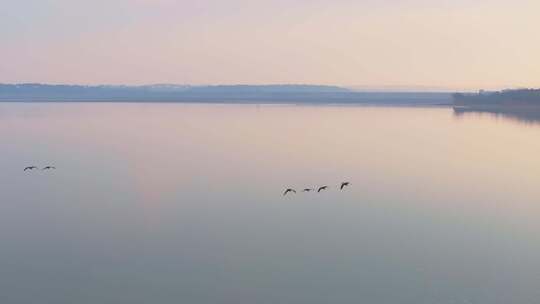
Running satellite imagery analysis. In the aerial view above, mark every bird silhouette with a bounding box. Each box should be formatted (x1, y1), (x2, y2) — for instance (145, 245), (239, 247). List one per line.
(24, 166), (37, 171)
(317, 186), (328, 192)
(340, 182), (350, 190)
(283, 188), (296, 196)
(303, 188), (313, 192)
(42, 166), (56, 170)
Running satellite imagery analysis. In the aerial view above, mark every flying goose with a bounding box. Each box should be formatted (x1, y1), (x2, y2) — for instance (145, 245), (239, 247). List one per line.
(317, 186), (328, 193)
(283, 188), (296, 196)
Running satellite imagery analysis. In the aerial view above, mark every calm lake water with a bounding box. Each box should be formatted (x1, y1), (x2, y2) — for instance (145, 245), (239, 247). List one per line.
(1, 103), (540, 304)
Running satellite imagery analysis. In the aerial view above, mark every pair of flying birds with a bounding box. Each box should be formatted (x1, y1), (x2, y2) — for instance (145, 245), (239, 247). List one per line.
(24, 166), (56, 171)
(283, 182), (349, 196)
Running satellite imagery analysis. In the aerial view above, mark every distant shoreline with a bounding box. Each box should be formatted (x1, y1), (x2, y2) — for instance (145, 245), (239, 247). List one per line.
(0, 99), (453, 107)
(453, 88), (540, 107)
(0, 100), (454, 108)
(0, 83), (453, 105)
(0, 93), (453, 105)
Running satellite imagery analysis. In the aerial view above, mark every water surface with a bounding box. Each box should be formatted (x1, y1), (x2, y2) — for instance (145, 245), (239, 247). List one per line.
(1, 103), (540, 304)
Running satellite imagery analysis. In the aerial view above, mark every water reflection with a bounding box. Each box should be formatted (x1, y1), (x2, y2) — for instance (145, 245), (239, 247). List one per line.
(1, 103), (540, 304)
(454, 106), (540, 125)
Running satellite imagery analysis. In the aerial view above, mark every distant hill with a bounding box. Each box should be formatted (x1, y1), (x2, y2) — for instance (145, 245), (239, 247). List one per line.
(186, 84), (350, 93)
(0, 83), (451, 104)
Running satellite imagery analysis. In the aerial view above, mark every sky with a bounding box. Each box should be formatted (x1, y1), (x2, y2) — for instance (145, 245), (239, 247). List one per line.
(1, 0), (540, 89)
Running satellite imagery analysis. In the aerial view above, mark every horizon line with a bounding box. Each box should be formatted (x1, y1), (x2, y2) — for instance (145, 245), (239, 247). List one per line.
(1, 82), (536, 93)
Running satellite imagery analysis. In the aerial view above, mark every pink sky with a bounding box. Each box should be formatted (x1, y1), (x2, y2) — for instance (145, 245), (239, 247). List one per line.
(2, 0), (539, 89)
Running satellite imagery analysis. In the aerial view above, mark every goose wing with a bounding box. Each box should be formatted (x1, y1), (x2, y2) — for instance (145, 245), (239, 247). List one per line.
(284, 189), (297, 195)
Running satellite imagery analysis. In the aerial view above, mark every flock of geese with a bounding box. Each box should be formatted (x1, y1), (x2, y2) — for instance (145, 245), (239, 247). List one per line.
(24, 166), (56, 171)
(284, 182), (349, 196)
(24, 165), (347, 197)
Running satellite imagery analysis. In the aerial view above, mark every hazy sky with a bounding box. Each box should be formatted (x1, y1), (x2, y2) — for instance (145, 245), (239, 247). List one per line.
(2, 0), (539, 88)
